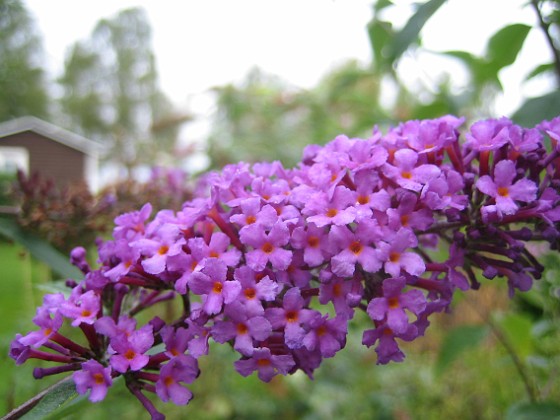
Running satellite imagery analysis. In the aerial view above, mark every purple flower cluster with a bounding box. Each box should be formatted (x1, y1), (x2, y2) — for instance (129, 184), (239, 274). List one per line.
(10, 115), (560, 419)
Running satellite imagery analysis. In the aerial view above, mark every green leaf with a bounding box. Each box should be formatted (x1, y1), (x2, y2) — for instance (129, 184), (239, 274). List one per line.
(506, 401), (560, 420)
(0, 217), (83, 279)
(21, 378), (79, 420)
(373, 0), (393, 13)
(367, 19), (394, 69)
(441, 50), (479, 67)
(525, 62), (555, 81)
(388, 0), (446, 63)
(435, 324), (488, 376)
(512, 91), (560, 127)
(486, 23), (531, 70)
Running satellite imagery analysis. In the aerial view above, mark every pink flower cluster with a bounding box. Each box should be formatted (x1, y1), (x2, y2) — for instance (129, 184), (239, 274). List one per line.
(10, 115), (560, 419)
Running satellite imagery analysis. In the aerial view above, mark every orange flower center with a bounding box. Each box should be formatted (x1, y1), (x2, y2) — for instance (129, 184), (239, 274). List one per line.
(401, 171), (412, 179)
(244, 288), (256, 299)
(497, 186), (509, 197)
(349, 241), (363, 255)
(212, 282), (223, 293)
(388, 297), (400, 309)
(236, 323), (248, 334)
(326, 208), (338, 218)
(333, 283), (342, 297)
(286, 310), (298, 323)
(93, 373), (105, 385)
(257, 358), (271, 367)
(400, 214), (409, 227)
(308, 236), (320, 248)
(124, 349), (136, 360)
(262, 242), (274, 254)
(158, 245), (169, 255)
(246, 215), (256, 224)
(389, 252), (400, 263)
(357, 195), (369, 205)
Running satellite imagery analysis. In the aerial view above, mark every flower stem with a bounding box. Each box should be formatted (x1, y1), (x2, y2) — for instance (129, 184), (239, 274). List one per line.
(465, 295), (538, 403)
(530, 0), (560, 84)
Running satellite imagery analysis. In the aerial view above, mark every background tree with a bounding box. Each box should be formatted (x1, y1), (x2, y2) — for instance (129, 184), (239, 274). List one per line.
(0, 0), (49, 120)
(58, 8), (188, 177)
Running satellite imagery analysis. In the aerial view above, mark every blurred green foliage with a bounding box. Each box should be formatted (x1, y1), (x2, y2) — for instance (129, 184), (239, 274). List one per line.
(206, 0), (560, 168)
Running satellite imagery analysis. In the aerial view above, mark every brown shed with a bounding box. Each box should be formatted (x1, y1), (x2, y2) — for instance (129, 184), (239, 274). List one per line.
(0, 116), (100, 191)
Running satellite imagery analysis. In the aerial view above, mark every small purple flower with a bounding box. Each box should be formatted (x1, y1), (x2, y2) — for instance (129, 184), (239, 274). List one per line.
(507, 125), (542, 156)
(240, 221), (292, 271)
(377, 228), (425, 277)
(108, 324), (154, 373)
(318, 275), (362, 318)
(190, 231), (242, 267)
(95, 315), (137, 339)
(304, 186), (357, 227)
(234, 347), (295, 382)
(184, 318), (210, 358)
(131, 223), (185, 275)
(19, 307), (63, 348)
(476, 159), (538, 215)
(156, 355), (199, 405)
(465, 118), (511, 151)
(329, 224), (381, 277)
(265, 287), (316, 349)
(73, 360), (113, 402)
(161, 326), (191, 358)
(366, 277), (427, 334)
(234, 266), (279, 315)
(59, 289), (100, 327)
(421, 169), (467, 211)
(444, 244), (470, 291)
(290, 223), (331, 267)
(103, 240), (140, 282)
(362, 323), (419, 364)
(302, 314), (347, 358)
(229, 198), (276, 230)
(211, 301), (272, 355)
(189, 259), (241, 315)
(387, 191), (434, 231)
(113, 202), (152, 240)
(405, 117), (462, 154)
(382, 149), (441, 192)
(352, 171), (391, 221)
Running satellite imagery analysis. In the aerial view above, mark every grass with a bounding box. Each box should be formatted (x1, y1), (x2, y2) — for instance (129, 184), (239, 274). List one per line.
(1, 240), (559, 419)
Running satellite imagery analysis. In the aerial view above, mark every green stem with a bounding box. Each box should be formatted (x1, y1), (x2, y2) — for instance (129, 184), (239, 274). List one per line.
(530, 0), (560, 85)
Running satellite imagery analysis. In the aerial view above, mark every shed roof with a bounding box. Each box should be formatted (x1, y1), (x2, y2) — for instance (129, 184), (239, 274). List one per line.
(0, 116), (102, 156)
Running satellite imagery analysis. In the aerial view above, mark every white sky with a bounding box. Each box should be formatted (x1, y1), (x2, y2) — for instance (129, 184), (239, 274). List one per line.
(24, 0), (554, 126)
